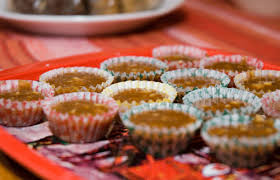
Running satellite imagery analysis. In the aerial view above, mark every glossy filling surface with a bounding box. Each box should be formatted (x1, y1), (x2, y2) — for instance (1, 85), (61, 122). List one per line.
(107, 62), (160, 74)
(112, 89), (166, 103)
(53, 100), (109, 116)
(0, 80), (44, 101)
(46, 72), (106, 95)
(130, 110), (196, 128)
(208, 115), (277, 138)
(170, 77), (220, 89)
(205, 60), (255, 72)
(242, 75), (280, 95)
(194, 98), (248, 112)
(160, 55), (199, 62)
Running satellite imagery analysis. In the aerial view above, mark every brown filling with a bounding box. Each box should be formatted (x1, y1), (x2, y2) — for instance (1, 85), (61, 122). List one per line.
(205, 60), (255, 73)
(107, 62), (160, 74)
(112, 89), (166, 103)
(194, 98), (248, 112)
(53, 100), (109, 116)
(130, 110), (196, 128)
(160, 55), (199, 62)
(170, 77), (220, 89)
(0, 80), (44, 101)
(242, 74), (280, 95)
(208, 115), (277, 137)
(46, 72), (106, 95)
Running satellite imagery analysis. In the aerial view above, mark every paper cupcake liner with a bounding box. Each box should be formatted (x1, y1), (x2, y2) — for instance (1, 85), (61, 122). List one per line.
(199, 55), (264, 77)
(234, 70), (280, 98)
(161, 68), (230, 101)
(183, 87), (261, 120)
(152, 45), (208, 70)
(201, 114), (280, 168)
(0, 80), (54, 127)
(42, 92), (119, 143)
(101, 81), (177, 113)
(262, 90), (280, 118)
(121, 103), (203, 158)
(100, 56), (168, 82)
(39, 67), (114, 95)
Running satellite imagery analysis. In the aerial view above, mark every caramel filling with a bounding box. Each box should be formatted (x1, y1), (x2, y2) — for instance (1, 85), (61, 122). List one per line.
(208, 115), (277, 138)
(171, 77), (220, 89)
(160, 55), (199, 62)
(206, 60), (255, 73)
(130, 110), (196, 128)
(107, 62), (160, 74)
(194, 98), (248, 112)
(112, 89), (166, 103)
(46, 72), (106, 95)
(0, 80), (44, 101)
(53, 100), (109, 116)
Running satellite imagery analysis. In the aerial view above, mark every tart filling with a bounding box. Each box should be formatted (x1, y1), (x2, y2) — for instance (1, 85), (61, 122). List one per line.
(205, 59), (255, 73)
(130, 110), (196, 128)
(107, 61), (160, 74)
(171, 76), (220, 89)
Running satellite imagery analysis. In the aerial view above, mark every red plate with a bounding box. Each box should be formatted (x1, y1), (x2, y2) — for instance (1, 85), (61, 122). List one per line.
(0, 46), (279, 180)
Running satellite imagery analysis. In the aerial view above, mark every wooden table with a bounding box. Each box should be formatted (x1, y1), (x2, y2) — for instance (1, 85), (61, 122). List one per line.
(0, 0), (280, 179)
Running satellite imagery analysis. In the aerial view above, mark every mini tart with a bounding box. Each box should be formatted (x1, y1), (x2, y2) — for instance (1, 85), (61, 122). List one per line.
(262, 90), (280, 118)
(101, 81), (177, 113)
(183, 87), (261, 120)
(100, 56), (168, 82)
(39, 67), (114, 95)
(234, 70), (280, 97)
(161, 68), (230, 102)
(152, 45), (207, 70)
(42, 92), (119, 143)
(121, 103), (203, 158)
(201, 114), (280, 168)
(200, 55), (263, 77)
(0, 80), (54, 127)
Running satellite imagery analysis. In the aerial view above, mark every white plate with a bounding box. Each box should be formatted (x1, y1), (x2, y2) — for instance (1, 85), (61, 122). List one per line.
(0, 0), (184, 36)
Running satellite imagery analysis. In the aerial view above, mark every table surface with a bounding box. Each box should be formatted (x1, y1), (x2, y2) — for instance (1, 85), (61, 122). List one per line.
(0, 0), (280, 179)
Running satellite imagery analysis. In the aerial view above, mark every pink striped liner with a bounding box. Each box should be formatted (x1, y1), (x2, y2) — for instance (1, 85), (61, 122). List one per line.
(42, 92), (119, 143)
(262, 90), (280, 118)
(152, 45), (208, 70)
(0, 80), (54, 127)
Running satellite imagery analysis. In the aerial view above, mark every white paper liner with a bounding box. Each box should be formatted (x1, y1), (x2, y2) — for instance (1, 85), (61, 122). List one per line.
(42, 92), (119, 143)
(100, 56), (168, 82)
(201, 114), (280, 168)
(262, 90), (280, 118)
(121, 103), (203, 157)
(39, 67), (114, 95)
(0, 80), (54, 127)
(101, 81), (177, 113)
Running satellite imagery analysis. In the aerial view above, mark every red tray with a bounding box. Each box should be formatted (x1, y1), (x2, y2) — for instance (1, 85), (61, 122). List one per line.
(0, 46), (279, 180)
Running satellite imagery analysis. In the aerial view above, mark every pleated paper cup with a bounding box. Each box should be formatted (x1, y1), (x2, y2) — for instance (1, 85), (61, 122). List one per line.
(161, 68), (230, 102)
(202, 114), (280, 168)
(0, 80), (54, 127)
(121, 103), (203, 158)
(183, 87), (261, 120)
(101, 81), (177, 113)
(234, 70), (280, 97)
(153, 45), (207, 70)
(262, 90), (280, 118)
(39, 67), (114, 95)
(42, 92), (119, 143)
(100, 56), (168, 82)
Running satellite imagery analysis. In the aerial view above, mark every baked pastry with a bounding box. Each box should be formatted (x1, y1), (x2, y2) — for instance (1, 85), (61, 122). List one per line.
(39, 67), (113, 95)
(202, 114), (280, 168)
(183, 87), (261, 120)
(0, 80), (54, 127)
(42, 92), (119, 143)
(161, 68), (230, 102)
(153, 45), (207, 70)
(101, 56), (167, 82)
(121, 103), (203, 157)
(235, 70), (280, 97)
(101, 81), (177, 113)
